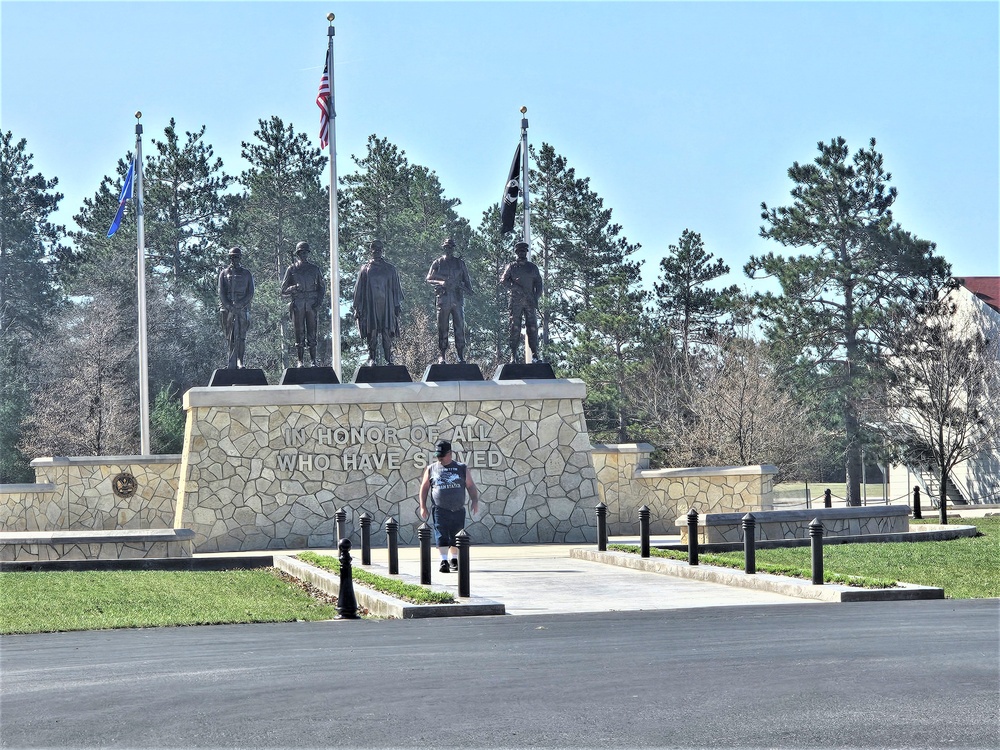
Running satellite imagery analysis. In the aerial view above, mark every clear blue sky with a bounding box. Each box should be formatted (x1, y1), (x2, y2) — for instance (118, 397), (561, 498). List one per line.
(3, 0), (997, 292)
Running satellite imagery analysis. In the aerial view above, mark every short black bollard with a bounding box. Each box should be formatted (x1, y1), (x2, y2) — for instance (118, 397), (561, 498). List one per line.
(810, 518), (824, 585)
(455, 529), (470, 598)
(912, 486), (923, 520)
(823, 488), (832, 508)
(359, 512), (372, 566)
(742, 513), (756, 575)
(596, 502), (608, 552)
(385, 516), (399, 575)
(687, 508), (699, 566)
(417, 522), (432, 585)
(335, 507), (347, 542)
(335, 538), (360, 619)
(639, 505), (651, 558)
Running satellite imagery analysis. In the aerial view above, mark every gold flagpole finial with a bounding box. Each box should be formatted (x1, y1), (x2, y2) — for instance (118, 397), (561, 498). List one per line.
(327, 12), (335, 22)
(135, 111), (142, 120)
(520, 106), (527, 114)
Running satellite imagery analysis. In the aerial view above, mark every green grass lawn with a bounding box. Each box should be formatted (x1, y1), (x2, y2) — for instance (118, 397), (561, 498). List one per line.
(0, 569), (337, 635)
(711, 517), (1000, 599)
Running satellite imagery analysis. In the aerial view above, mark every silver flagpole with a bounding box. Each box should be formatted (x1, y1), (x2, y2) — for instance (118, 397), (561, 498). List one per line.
(326, 13), (341, 379)
(519, 107), (532, 363)
(520, 106), (531, 247)
(134, 111), (151, 455)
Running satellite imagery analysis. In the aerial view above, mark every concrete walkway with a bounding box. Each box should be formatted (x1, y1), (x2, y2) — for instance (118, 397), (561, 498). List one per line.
(281, 536), (815, 616)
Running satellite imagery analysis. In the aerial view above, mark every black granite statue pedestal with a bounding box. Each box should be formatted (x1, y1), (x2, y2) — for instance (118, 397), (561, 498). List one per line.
(352, 365), (412, 384)
(208, 368), (269, 387)
(422, 363), (484, 382)
(278, 367), (340, 385)
(493, 362), (557, 381)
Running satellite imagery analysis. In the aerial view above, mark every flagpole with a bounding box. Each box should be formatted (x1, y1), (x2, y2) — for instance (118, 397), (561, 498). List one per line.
(326, 13), (341, 380)
(519, 107), (532, 363)
(134, 111), (151, 456)
(520, 106), (531, 247)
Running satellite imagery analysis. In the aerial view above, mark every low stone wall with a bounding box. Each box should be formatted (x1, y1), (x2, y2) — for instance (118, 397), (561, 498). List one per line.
(592, 444), (776, 534)
(1, 456), (180, 532)
(0, 528), (194, 562)
(679, 505), (911, 544)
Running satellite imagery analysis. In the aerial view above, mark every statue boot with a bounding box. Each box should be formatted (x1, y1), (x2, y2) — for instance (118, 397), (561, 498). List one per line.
(295, 344), (305, 368)
(509, 339), (521, 364)
(437, 348), (447, 365)
(456, 346), (466, 364)
(309, 344), (317, 367)
(382, 337), (394, 366)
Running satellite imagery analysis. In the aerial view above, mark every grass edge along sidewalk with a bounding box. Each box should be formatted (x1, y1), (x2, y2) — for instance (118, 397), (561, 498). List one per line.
(581, 548), (943, 603)
(597, 516), (1000, 601)
(282, 552), (505, 619)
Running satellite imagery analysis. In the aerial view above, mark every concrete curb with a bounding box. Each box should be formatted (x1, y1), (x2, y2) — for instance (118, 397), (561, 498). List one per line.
(571, 549), (945, 603)
(275, 555), (506, 619)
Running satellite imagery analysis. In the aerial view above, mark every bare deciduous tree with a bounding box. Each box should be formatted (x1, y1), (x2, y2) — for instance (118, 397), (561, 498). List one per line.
(20, 293), (138, 457)
(876, 291), (1000, 522)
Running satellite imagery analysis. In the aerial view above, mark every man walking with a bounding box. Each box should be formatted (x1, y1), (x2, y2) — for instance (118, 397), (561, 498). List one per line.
(418, 440), (480, 573)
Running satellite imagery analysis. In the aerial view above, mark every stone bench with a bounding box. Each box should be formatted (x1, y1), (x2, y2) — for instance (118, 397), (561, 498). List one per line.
(676, 505), (911, 544)
(0, 528), (195, 562)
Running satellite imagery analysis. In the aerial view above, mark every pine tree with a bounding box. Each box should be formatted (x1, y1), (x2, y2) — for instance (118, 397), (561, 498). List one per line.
(654, 229), (739, 358)
(747, 137), (950, 505)
(569, 260), (649, 442)
(232, 116), (329, 374)
(0, 131), (69, 338)
(338, 135), (471, 369)
(0, 131), (69, 479)
(144, 119), (235, 295)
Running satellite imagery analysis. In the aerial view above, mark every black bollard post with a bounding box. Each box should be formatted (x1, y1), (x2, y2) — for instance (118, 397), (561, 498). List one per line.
(596, 502), (608, 552)
(335, 507), (347, 542)
(358, 512), (372, 566)
(385, 516), (399, 575)
(639, 505), (651, 558)
(810, 518), (824, 585)
(417, 522), (432, 585)
(742, 513), (756, 575)
(823, 489), (832, 508)
(687, 508), (699, 566)
(335, 538), (360, 619)
(912, 486), (922, 520)
(455, 529), (470, 598)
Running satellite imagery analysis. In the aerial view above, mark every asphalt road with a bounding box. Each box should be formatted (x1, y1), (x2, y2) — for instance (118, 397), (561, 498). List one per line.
(1, 599), (997, 749)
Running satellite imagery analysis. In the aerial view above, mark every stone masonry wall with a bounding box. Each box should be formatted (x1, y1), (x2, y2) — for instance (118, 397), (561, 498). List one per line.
(175, 380), (599, 552)
(0, 457), (180, 532)
(592, 444), (776, 535)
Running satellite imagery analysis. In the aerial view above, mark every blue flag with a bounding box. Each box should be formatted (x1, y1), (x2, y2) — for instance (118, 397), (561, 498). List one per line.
(107, 159), (135, 237)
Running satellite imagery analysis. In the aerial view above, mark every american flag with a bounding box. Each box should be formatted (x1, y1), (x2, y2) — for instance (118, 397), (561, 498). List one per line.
(316, 62), (331, 149)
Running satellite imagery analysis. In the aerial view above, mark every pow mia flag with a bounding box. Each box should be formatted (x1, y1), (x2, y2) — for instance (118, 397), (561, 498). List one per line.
(500, 142), (521, 234)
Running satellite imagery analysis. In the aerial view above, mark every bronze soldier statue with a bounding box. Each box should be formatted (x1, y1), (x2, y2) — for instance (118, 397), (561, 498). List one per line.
(280, 241), (324, 367)
(426, 238), (474, 364)
(218, 247), (255, 369)
(500, 240), (543, 363)
(352, 240), (404, 366)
